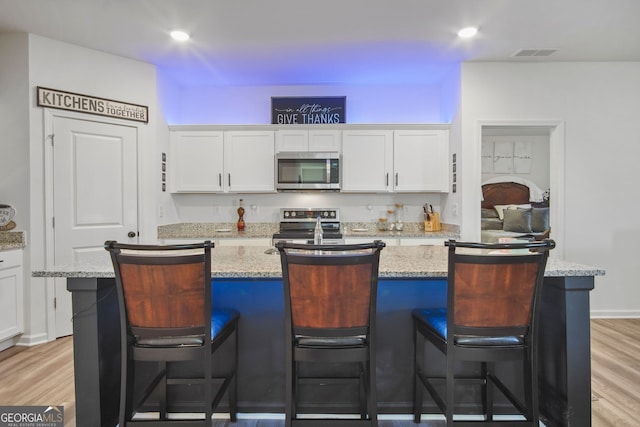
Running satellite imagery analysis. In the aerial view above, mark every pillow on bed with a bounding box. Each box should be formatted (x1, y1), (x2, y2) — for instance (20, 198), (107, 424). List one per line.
(481, 208), (499, 219)
(494, 204), (532, 220)
(531, 207), (550, 232)
(503, 208), (533, 233)
(481, 218), (503, 230)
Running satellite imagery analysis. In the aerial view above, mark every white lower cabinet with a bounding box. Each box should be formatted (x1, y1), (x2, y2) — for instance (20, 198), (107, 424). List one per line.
(399, 238), (446, 246)
(345, 237), (399, 246)
(0, 250), (24, 348)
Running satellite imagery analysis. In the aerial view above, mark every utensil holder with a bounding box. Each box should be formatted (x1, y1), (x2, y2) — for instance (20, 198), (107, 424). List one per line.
(424, 212), (441, 232)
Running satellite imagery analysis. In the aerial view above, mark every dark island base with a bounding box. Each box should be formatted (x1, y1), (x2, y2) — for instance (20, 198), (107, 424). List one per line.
(67, 276), (593, 427)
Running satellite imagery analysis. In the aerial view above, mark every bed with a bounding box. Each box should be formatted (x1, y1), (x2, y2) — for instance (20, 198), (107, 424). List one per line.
(481, 181), (550, 243)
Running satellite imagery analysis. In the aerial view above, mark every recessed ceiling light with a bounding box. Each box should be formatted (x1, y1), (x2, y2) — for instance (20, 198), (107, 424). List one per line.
(457, 27), (478, 39)
(170, 30), (190, 42)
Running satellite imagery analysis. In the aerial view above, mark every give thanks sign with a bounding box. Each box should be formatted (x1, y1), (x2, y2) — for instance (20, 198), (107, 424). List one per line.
(271, 96), (346, 125)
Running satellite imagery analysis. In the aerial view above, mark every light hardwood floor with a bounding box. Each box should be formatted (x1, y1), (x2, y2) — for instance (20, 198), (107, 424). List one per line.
(1, 319), (638, 427)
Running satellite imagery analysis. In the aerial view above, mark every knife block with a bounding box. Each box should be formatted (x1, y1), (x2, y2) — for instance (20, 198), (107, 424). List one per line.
(424, 213), (441, 232)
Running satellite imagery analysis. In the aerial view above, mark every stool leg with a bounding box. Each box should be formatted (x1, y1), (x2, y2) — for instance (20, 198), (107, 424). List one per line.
(359, 364), (367, 419)
(229, 328), (238, 422)
(484, 362), (494, 421)
(368, 353), (378, 425)
(445, 351), (454, 426)
(413, 320), (424, 424)
(158, 361), (167, 420)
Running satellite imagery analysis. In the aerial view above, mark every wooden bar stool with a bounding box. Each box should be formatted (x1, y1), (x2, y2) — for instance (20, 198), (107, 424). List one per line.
(413, 239), (555, 426)
(105, 240), (239, 426)
(277, 240), (386, 427)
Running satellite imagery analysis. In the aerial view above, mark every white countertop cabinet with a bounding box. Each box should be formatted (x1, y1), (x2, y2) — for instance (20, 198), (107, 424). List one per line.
(0, 249), (24, 350)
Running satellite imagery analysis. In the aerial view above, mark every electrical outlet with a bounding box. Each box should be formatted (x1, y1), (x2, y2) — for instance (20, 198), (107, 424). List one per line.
(451, 203), (458, 217)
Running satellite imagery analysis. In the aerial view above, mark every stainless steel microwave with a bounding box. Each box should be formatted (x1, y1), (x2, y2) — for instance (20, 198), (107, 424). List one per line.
(275, 152), (340, 191)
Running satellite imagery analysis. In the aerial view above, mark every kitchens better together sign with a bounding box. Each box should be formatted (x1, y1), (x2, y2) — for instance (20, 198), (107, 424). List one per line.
(271, 96), (345, 124)
(37, 87), (148, 123)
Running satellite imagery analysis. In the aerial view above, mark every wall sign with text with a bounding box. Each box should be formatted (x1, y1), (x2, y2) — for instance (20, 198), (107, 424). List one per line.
(37, 86), (149, 123)
(271, 96), (346, 125)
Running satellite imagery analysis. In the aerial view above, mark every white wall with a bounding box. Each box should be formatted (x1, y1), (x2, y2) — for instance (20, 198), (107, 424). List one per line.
(0, 33), (29, 225)
(22, 34), (162, 343)
(481, 132), (550, 191)
(460, 62), (640, 317)
(163, 83), (446, 125)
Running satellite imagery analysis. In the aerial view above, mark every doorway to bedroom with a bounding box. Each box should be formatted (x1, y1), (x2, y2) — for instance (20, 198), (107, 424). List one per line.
(479, 123), (563, 252)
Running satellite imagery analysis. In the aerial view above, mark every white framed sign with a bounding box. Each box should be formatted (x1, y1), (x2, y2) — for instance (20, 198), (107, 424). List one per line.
(37, 86), (148, 123)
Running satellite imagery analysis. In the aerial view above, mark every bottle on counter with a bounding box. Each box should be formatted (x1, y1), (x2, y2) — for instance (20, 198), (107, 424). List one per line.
(395, 203), (404, 231)
(314, 216), (323, 244)
(237, 199), (245, 231)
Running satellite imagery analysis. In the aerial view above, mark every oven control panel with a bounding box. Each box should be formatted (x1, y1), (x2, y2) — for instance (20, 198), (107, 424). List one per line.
(280, 208), (340, 222)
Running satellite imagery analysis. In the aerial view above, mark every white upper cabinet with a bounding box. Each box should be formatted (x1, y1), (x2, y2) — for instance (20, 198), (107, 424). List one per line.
(341, 130), (394, 192)
(170, 129), (275, 193)
(276, 129), (342, 152)
(170, 126), (448, 194)
(393, 129), (449, 192)
(224, 130), (276, 193)
(170, 131), (224, 192)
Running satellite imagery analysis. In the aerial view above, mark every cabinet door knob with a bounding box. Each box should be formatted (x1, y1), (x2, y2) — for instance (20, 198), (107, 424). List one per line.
(128, 231), (137, 238)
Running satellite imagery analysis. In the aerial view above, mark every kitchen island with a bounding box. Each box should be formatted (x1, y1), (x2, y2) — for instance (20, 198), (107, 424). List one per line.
(34, 245), (604, 427)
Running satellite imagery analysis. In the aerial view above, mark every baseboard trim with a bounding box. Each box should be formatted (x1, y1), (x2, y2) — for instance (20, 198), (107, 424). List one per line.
(16, 332), (49, 347)
(591, 310), (640, 318)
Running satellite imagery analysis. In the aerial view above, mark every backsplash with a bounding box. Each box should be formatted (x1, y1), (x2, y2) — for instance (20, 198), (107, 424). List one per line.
(166, 192), (448, 225)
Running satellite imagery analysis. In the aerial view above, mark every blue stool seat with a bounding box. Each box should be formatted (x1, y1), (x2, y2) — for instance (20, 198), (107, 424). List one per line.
(412, 308), (524, 346)
(212, 308), (240, 340)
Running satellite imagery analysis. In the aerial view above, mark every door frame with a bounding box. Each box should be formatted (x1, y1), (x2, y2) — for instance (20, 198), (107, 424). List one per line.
(476, 119), (565, 259)
(43, 108), (143, 341)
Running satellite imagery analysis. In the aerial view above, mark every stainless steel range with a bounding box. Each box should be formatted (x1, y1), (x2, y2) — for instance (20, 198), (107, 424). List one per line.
(272, 208), (343, 245)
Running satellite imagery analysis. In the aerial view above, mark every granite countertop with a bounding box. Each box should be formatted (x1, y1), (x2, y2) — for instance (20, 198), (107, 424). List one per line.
(0, 231), (26, 251)
(157, 222), (459, 240)
(33, 245), (606, 279)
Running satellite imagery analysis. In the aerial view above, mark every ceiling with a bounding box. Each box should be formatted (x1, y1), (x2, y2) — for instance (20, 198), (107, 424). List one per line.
(1, 0), (639, 87)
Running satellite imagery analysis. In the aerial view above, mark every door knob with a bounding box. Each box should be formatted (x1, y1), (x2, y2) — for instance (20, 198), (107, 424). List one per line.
(128, 231), (137, 238)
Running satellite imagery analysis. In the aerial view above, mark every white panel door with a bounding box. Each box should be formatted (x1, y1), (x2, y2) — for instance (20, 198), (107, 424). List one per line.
(52, 116), (139, 337)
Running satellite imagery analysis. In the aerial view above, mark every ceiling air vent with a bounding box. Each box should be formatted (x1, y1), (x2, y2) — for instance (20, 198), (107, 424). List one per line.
(513, 48), (558, 57)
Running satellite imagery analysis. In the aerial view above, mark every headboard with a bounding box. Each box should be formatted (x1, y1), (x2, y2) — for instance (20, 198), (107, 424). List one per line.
(481, 182), (531, 209)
